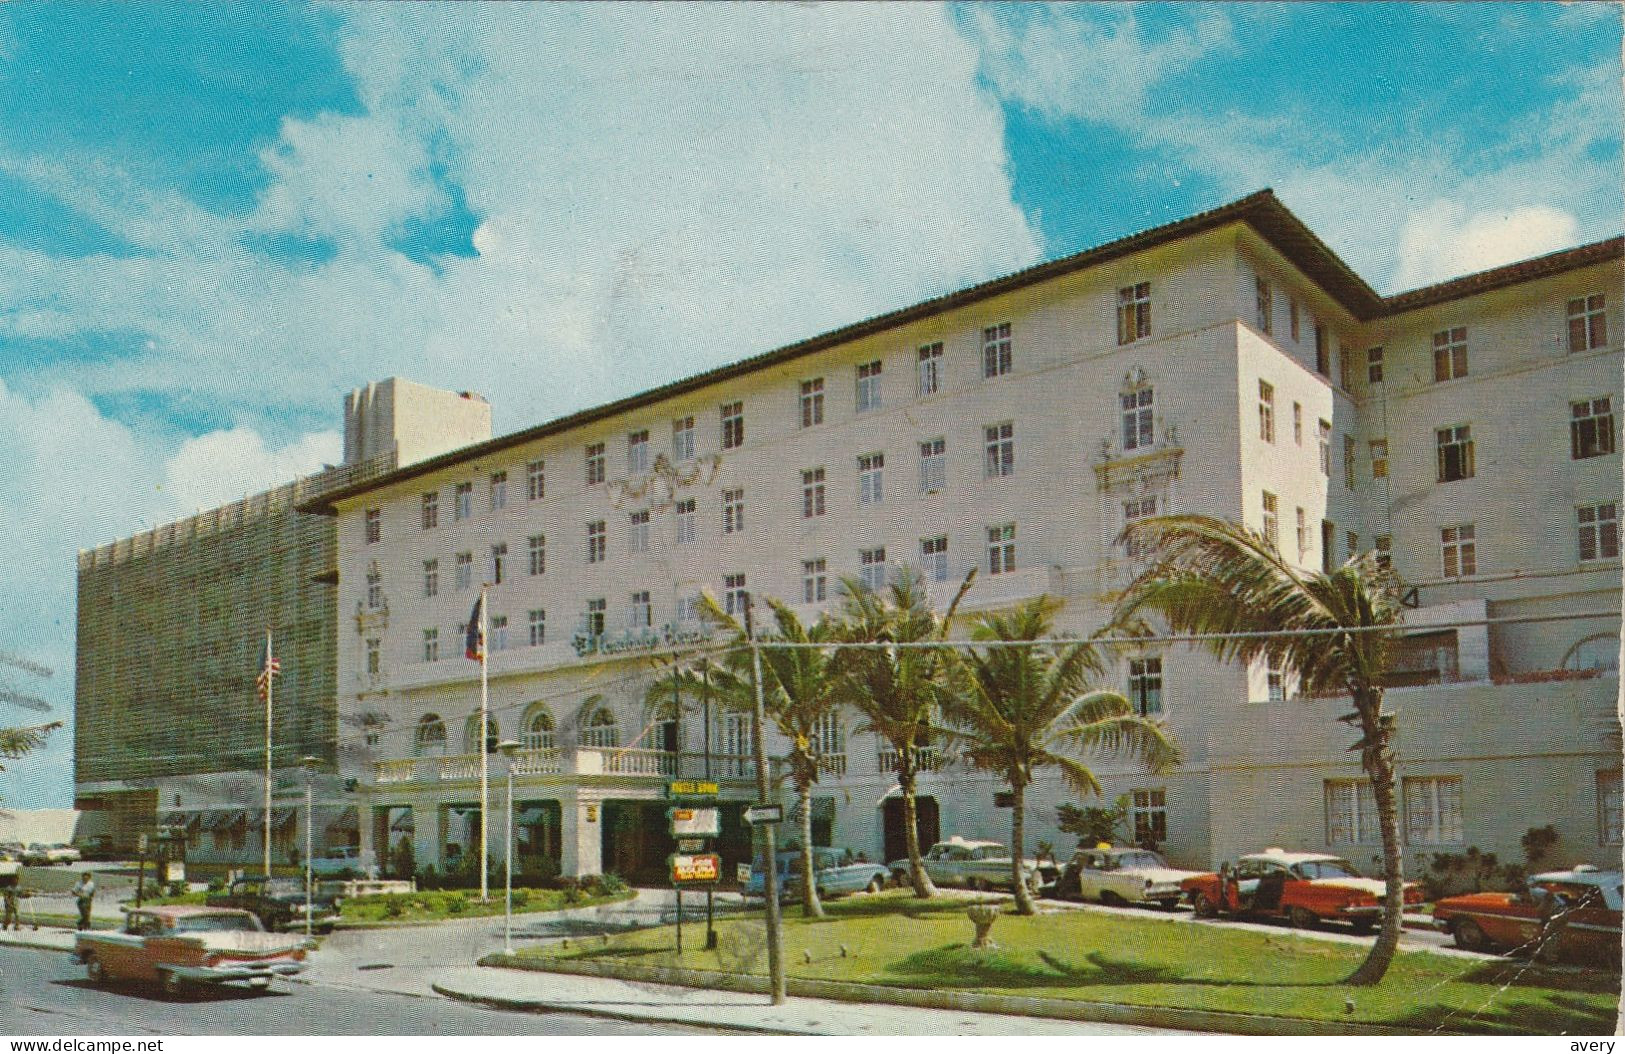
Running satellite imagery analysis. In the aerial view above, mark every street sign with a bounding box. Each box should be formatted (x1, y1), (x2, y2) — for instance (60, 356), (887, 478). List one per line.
(668, 805), (722, 837)
(736, 862), (752, 884)
(667, 780), (720, 798)
(993, 791), (1015, 808)
(136, 834), (148, 855)
(677, 838), (705, 854)
(744, 803), (784, 826)
(671, 853), (721, 884)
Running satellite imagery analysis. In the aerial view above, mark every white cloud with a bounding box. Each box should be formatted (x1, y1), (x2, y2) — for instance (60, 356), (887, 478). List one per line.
(1394, 201), (1581, 289)
(162, 428), (342, 513)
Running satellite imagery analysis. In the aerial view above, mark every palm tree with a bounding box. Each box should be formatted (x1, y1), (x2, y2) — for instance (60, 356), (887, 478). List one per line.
(940, 597), (1180, 915)
(827, 566), (973, 898)
(1115, 513), (1406, 986)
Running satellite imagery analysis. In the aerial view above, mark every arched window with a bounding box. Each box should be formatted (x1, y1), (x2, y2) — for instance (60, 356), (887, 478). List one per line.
(414, 714), (446, 756)
(522, 705), (556, 751)
(463, 712), (499, 754)
(579, 707), (619, 749)
(1564, 634), (1621, 673)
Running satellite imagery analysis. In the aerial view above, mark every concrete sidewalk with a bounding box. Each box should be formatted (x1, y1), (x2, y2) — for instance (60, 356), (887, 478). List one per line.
(432, 964), (1188, 1035)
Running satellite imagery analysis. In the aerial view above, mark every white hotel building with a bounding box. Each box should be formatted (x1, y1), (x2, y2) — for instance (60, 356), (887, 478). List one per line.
(300, 191), (1622, 885)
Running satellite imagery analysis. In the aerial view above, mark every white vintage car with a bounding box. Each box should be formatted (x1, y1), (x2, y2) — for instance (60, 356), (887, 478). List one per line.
(889, 837), (1048, 893)
(1056, 845), (1202, 909)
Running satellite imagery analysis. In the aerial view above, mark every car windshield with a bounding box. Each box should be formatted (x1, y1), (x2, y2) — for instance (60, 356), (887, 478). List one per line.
(1296, 858), (1360, 880)
(174, 913), (262, 933)
(1116, 851), (1165, 870)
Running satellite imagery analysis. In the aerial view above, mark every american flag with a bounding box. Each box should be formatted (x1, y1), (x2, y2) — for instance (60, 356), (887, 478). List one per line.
(256, 638), (281, 701)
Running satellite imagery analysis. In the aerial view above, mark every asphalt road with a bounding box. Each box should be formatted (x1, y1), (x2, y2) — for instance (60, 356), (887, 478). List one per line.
(0, 946), (722, 1036)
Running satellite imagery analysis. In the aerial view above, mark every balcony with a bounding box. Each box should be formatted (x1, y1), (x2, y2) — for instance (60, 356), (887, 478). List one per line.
(876, 746), (952, 774)
(368, 747), (758, 788)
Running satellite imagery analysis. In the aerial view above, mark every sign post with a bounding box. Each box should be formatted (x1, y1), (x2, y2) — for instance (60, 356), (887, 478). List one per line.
(667, 785), (722, 955)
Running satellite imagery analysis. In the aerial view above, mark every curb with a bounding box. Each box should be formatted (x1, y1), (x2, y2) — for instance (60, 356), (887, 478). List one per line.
(429, 979), (798, 1035)
(475, 954), (1447, 1036)
(0, 934), (77, 955)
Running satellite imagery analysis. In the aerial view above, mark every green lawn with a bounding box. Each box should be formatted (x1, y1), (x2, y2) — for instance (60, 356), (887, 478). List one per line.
(518, 891), (1618, 1034)
(338, 887), (633, 923)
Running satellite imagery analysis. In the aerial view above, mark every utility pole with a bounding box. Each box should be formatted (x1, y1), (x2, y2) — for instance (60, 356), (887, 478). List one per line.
(744, 598), (785, 1004)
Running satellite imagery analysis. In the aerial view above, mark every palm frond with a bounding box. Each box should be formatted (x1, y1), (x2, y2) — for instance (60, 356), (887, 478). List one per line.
(0, 721), (60, 761)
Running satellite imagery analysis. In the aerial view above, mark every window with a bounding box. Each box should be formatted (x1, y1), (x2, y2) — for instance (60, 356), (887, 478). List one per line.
(1375, 535), (1392, 569)
(920, 536), (948, 582)
(1292, 402), (1302, 445)
(1566, 635), (1619, 673)
(858, 453), (884, 505)
(1131, 788), (1167, 845)
(1117, 283), (1150, 344)
(584, 598), (606, 638)
(1120, 386), (1154, 451)
(585, 443), (605, 485)
(528, 608), (546, 647)
(722, 488), (744, 534)
(414, 714), (447, 756)
(674, 499), (697, 545)
(1258, 381), (1275, 443)
(365, 508), (381, 544)
(586, 520), (606, 564)
(1578, 503), (1619, 561)
(1404, 776), (1463, 845)
(454, 481), (473, 520)
(423, 559), (439, 597)
(859, 547), (887, 592)
(421, 491), (439, 530)
(1571, 397), (1615, 459)
(1326, 779), (1378, 844)
(365, 637), (380, 677)
(620, 510), (648, 554)
(720, 401), (744, 450)
(358, 563), (381, 611)
(856, 361), (883, 412)
(718, 712), (749, 760)
(526, 459), (545, 500)
(1128, 658), (1162, 716)
(1315, 419), (1330, 474)
(1370, 440), (1388, 479)
(628, 590), (651, 629)
(723, 573), (748, 616)
(1261, 491), (1278, 549)
(527, 534), (545, 576)
(522, 706), (554, 750)
(1122, 496), (1157, 558)
(422, 628), (440, 663)
(799, 379), (825, 428)
(580, 707), (618, 749)
(813, 711), (844, 761)
(1367, 347), (1384, 384)
(919, 438), (946, 492)
(1255, 277), (1273, 334)
(987, 523), (1016, 574)
(627, 430), (649, 474)
(1433, 327), (1468, 381)
(455, 552), (473, 590)
(1441, 525), (1476, 578)
(982, 322), (1012, 378)
(1599, 770), (1622, 845)
(672, 416), (695, 461)
(1346, 531), (1359, 564)
(1569, 294), (1607, 353)
(1339, 346), (1355, 391)
(802, 468), (826, 519)
(1436, 425), (1474, 482)
(1314, 322), (1330, 375)
(489, 542), (507, 586)
(917, 342), (943, 396)
(490, 614), (508, 652)
(489, 471), (507, 511)
(675, 593), (701, 625)
(802, 559), (827, 604)
(1296, 507), (1309, 559)
(1342, 433), (1356, 489)
(1322, 520), (1335, 574)
(984, 422), (1014, 478)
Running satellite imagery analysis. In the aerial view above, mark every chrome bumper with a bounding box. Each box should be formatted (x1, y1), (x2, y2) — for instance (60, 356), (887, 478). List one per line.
(170, 960), (306, 983)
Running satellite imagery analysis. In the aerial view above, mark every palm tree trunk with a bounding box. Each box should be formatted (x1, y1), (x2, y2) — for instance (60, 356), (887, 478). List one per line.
(899, 765), (937, 898)
(797, 777), (824, 918)
(1345, 687), (1403, 986)
(1010, 779), (1035, 915)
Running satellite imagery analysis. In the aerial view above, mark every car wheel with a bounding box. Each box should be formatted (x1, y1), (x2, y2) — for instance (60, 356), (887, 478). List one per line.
(159, 970), (188, 1000)
(1099, 891), (1127, 908)
(1192, 892), (1220, 919)
(866, 876), (884, 895)
(1288, 906), (1319, 930)
(1452, 918), (1489, 952)
(1348, 917), (1376, 935)
(84, 953), (105, 986)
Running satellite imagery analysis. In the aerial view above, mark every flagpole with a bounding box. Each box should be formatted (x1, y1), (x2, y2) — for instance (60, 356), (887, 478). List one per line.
(263, 628), (273, 879)
(478, 584), (490, 902)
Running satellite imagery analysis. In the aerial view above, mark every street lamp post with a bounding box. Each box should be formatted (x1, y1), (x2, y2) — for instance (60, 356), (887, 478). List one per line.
(497, 739), (520, 956)
(301, 756), (320, 938)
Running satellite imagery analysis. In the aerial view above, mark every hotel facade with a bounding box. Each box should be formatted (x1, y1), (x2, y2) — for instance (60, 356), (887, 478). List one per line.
(287, 190), (1620, 886)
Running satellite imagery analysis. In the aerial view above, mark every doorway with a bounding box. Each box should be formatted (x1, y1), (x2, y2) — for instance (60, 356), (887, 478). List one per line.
(881, 795), (939, 864)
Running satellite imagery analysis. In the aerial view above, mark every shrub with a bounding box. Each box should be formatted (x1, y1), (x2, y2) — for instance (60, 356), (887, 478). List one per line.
(382, 897), (406, 918)
(166, 881), (187, 898)
(598, 873), (629, 896)
(1521, 825), (1559, 870)
(510, 887), (530, 908)
(207, 878), (226, 894)
(445, 892), (468, 915)
(1057, 794), (1130, 847)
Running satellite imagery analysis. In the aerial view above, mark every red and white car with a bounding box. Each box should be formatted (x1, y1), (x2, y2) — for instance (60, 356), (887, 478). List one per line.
(1432, 866), (1622, 961)
(76, 905), (308, 997)
(1181, 848), (1422, 932)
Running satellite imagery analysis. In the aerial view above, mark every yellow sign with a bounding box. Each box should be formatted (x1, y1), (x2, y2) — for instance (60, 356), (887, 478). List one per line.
(671, 853), (721, 883)
(667, 780), (720, 797)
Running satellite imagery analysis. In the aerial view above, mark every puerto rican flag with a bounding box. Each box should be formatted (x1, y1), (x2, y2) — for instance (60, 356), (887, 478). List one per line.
(465, 592), (485, 662)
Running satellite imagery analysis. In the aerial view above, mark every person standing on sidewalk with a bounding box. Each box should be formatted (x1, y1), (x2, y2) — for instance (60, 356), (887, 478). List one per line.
(1, 884), (18, 930)
(71, 872), (96, 930)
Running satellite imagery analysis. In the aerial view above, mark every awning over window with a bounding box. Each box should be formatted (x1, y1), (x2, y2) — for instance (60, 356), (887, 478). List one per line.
(203, 810), (245, 831)
(325, 806), (359, 833)
(271, 807), (298, 828)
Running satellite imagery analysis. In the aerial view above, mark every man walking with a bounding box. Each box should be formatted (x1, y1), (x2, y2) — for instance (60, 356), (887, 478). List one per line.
(70, 872), (96, 930)
(1, 882), (19, 930)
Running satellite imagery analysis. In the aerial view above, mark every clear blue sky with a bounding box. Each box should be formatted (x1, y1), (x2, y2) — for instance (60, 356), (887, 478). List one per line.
(0, 2), (1619, 807)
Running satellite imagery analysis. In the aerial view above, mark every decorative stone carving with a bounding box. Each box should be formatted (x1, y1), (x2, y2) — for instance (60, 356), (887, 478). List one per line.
(608, 453), (722, 511)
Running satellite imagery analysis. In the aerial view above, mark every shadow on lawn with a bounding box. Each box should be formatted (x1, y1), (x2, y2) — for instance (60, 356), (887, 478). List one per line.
(1389, 992), (1616, 1036)
(883, 944), (1337, 991)
(794, 894), (1004, 924)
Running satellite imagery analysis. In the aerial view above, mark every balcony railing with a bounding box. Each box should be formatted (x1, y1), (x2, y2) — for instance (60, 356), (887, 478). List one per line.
(876, 746), (950, 773)
(369, 747), (757, 786)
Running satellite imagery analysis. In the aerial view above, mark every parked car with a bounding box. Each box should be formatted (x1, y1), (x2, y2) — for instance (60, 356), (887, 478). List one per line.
(745, 848), (889, 900)
(76, 835), (117, 862)
(0, 842), (23, 862)
(1054, 844), (1202, 909)
(206, 875), (343, 933)
(48, 843), (82, 864)
(889, 837), (1051, 893)
(1181, 848), (1422, 932)
(1433, 866), (1622, 961)
(310, 845), (363, 878)
(20, 843), (78, 865)
(76, 905), (308, 997)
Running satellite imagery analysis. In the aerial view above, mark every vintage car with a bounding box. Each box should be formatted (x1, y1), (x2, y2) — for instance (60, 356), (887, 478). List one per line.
(75, 905), (308, 997)
(21, 843), (80, 865)
(1432, 866), (1623, 960)
(1054, 845), (1203, 909)
(206, 875), (343, 933)
(310, 845), (363, 878)
(889, 837), (1052, 893)
(745, 848), (889, 900)
(1181, 848), (1422, 932)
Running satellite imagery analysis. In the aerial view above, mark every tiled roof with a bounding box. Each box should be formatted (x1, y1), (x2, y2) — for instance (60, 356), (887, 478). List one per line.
(1382, 236), (1624, 314)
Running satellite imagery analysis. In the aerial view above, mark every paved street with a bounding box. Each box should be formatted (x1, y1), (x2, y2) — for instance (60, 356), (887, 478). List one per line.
(0, 945), (721, 1036)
